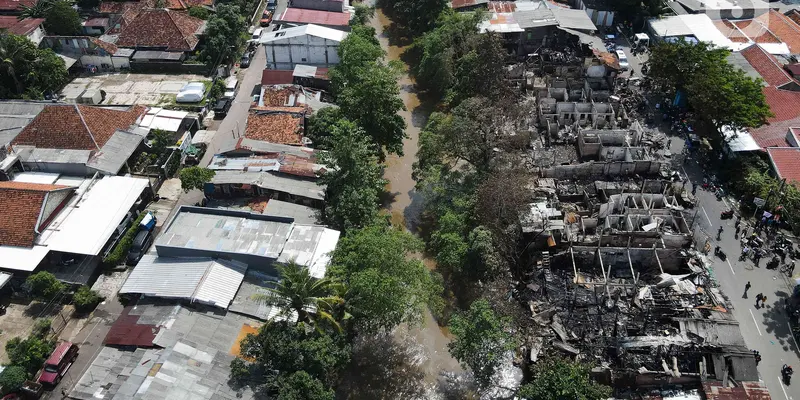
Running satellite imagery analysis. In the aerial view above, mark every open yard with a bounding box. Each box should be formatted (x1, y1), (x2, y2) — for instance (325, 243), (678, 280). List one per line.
(61, 73), (208, 106)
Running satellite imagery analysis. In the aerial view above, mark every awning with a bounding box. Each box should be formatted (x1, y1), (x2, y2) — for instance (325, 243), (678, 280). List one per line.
(722, 125), (761, 152)
(56, 53), (79, 69)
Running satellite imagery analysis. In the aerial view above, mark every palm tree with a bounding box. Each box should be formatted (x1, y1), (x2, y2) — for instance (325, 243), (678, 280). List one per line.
(254, 262), (347, 332)
(18, 0), (54, 19)
(0, 35), (28, 97)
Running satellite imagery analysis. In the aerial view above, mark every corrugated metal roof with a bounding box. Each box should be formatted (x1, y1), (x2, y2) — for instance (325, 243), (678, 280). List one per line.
(262, 199), (318, 224)
(211, 170), (325, 200)
(193, 259), (247, 307)
(513, 9), (557, 29)
(551, 7), (596, 31)
(220, 137), (317, 157)
(260, 23), (347, 43)
(86, 129), (143, 174)
(120, 254), (210, 298)
(277, 225), (339, 278)
(103, 306), (160, 347)
(19, 147), (92, 164)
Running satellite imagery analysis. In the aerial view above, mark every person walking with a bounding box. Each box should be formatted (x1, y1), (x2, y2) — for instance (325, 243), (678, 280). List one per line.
(717, 226), (724, 240)
(744, 281), (751, 298)
(756, 293), (764, 308)
(735, 225), (741, 239)
(692, 185), (697, 196)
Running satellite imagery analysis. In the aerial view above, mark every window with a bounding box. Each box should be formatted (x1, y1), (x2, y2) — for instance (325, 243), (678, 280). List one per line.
(301, 57), (306, 62)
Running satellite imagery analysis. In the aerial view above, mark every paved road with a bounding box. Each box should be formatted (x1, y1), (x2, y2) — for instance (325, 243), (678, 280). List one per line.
(199, 0), (290, 167)
(682, 155), (800, 399)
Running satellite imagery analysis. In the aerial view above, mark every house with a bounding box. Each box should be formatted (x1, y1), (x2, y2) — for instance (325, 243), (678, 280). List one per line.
(450, 0), (490, 12)
(106, 8), (205, 62)
(0, 0), (34, 15)
(711, 10), (800, 55)
(289, 0), (345, 13)
(40, 36), (132, 72)
(569, 0), (614, 27)
(648, 14), (744, 50)
(261, 65), (330, 90)
(671, 0), (769, 20)
(260, 24), (347, 70)
(0, 173), (149, 284)
(0, 103), (147, 176)
(82, 17), (110, 35)
(479, 1), (598, 55)
(274, 7), (351, 31)
(0, 16), (44, 44)
(766, 147), (800, 188)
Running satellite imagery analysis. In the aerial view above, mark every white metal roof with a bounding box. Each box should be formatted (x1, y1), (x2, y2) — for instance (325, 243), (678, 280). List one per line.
(0, 245), (49, 272)
(12, 172), (62, 184)
(649, 14), (742, 50)
(38, 176), (149, 255)
(722, 125), (762, 152)
(260, 24), (348, 44)
(139, 107), (189, 133)
(277, 225), (340, 278)
(120, 255), (247, 308)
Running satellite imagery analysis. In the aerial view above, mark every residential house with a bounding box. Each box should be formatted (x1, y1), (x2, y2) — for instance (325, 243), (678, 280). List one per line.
(569, 0), (614, 27)
(0, 16), (44, 44)
(104, 8), (205, 64)
(0, 0), (34, 15)
(0, 103), (147, 176)
(712, 10), (800, 55)
(0, 173), (149, 285)
(274, 7), (351, 31)
(479, 1), (598, 56)
(648, 14), (744, 50)
(40, 36), (132, 72)
(82, 17), (111, 35)
(670, 0), (770, 20)
(450, 0), (490, 12)
(261, 65), (330, 90)
(260, 24), (347, 70)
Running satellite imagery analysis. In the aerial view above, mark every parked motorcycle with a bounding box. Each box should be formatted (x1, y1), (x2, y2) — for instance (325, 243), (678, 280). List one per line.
(720, 210), (734, 220)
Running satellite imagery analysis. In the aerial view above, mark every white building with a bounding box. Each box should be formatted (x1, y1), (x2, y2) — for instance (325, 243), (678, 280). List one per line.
(260, 24), (348, 70)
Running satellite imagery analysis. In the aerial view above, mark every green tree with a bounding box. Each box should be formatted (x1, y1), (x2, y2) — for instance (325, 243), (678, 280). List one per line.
(32, 318), (52, 338)
(254, 262), (345, 331)
(330, 27), (406, 159)
(77, 0), (99, 9)
(0, 366), (27, 395)
(18, 0), (52, 18)
(275, 371), (335, 400)
(25, 271), (65, 299)
(6, 336), (54, 375)
(517, 357), (611, 400)
(389, 0), (448, 33)
(317, 119), (387, 231)
(179, 166), (215, 192)
(330, 224), (443, 332)
(238, 321), (350, 391)
(201, 4), (245, 67)
(44, 1), (81, 35)
(73, 285), (103, 312)
(188, 5), (210, 19)
(0, 34), (67, 99)
(350, 4), (374, 26)
(447, 298), (515, 389)
(305, 106), (343, 148)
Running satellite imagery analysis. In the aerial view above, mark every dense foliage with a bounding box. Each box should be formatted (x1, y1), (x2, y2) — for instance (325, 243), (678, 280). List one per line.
(0, 34), (68, 99)
(6, 336), (54, 376)
(329, 26), (407, 159)
(647, 40), (771, 132)
(44, 0), (81, 35)
(179, 166), (216, 192)
(188, 6), (210, 19)
(103, 211), (147, 265)
(317, 120), (387, 231)
(517, 357), (612, 400)
(73, 285), (103, 312)
(25, 272), (65, 300)
(0, 366), (27, 394)
(201, 4), (246, 68)
(381, 0), (448, 33)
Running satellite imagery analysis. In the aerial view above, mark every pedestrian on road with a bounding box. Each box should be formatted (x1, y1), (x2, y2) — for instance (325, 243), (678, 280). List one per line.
(717, 226), (724, 240)
(692, 185), (697, 196)
(756, 293), (764, 308)
(735, 225), (740, 239)
(740, 246), (750, 261)
(735, 219), (741, 229)
(744, 281), (751, 298)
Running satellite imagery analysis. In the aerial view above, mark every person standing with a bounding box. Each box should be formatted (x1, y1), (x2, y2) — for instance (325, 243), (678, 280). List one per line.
(756, 293), (764, 308)
(744, 281), (751, 298)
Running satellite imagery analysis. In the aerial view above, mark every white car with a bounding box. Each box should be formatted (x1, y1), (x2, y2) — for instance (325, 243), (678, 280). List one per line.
(176, 82), (205, 103)
(615, 50), (629, 71)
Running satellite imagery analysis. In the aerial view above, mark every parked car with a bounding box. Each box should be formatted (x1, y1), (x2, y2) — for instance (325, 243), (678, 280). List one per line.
(176, 81), (205, 103)
(126, 229), (154, 266)
(213, 98), (233, 117)
(240, 53), (251, 68)
(38, 342), (78, 386)
(251, 28), (263, 40)
(615, 49), (629, 71)
(266, 0), (276, 11)
(260, 10), (273, 26)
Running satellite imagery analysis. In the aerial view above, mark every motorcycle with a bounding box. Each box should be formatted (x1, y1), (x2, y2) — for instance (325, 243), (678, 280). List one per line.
(714, 246), (727, 261)
(715, 187), (725, 201)
(783, 365), (793, 385)
(720, 210), (734, 220)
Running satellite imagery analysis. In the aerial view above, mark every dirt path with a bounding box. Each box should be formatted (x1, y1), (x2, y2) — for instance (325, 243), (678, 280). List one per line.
(368, 8), (463, 391)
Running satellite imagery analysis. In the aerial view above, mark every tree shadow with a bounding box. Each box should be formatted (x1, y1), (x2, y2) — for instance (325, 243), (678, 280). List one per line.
(23, 301), (63, 318)
(759, 290), (799, 355)
(383, 22), (414, 48)
(337, 332), (428, 400)
(436, 371), (479, 400)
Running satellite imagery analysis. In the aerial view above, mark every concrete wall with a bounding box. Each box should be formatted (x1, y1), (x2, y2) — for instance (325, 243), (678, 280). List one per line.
(289, 0), (344, 12)
(264, 35), (341, 70)
(541, 160), (664, 179)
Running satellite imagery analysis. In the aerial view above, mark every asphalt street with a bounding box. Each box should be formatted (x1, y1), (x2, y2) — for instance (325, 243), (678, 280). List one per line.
(682, 153), (800, 399)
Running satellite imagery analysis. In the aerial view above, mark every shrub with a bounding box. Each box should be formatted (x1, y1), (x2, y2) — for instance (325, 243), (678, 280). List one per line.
(103, 212), (147, 266)
(32, 318), (52, 338)
(6, 336), (54, 375)
(188, 5), (210, 19)
(25, 272), (65, 300)
(0, 365), (27, 395)
(74, 285), (103, 312)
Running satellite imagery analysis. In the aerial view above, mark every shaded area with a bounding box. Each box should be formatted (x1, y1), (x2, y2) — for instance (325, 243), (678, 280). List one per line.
(337, 333), (428, 400)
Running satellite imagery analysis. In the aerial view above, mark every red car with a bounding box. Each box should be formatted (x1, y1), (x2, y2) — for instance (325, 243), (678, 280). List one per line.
(38, 342), (78, 386)
(260, 11), (273, 27)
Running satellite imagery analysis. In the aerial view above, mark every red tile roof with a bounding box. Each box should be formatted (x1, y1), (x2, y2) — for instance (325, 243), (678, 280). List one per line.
(99, 1), (131, 13)
(103, 307), (159, 347)
(714, 20), (749, 43)
(763, 87), (800, 123)
(0, 182), (71, 248)
(13, 104), (146, 150)
(0, 0), (34, 11)
(747, 115), (798, 148)
(0, 16), (43, 35)
(245, 110), (304, 145)
(277, 8), (350, 26)
(279, 154), (319, 177)
(755, 10), (800, 54)
(83, 17), (110, 27)
(767, 147), (800, 188)
(262, 70), (294, 85)
(741, 44), (794, 87)
(116, 9), (204, 51)
(91, 37), (118, 54)
(732, 19), (782, 43)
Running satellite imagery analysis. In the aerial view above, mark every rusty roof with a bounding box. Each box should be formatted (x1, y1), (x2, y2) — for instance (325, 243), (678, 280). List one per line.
(488, 1), (516, 12)
(0, 182), (71, 248)
(702, 381), (771, 400)
(244, 110), (304, 145)
(0, 16), (43, 35)
(261, 86), (305, 107)
(261, 69), (294, 86)
(103, 307), (160, 347)
(0, 0), (34, 11)
(116, 9), (204, 51)
(12, 104), (145, 150)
